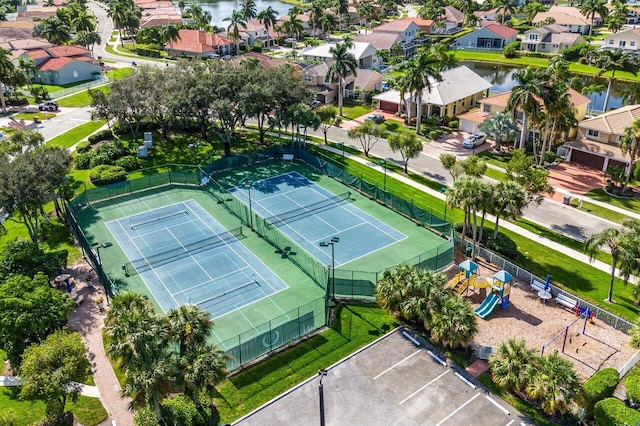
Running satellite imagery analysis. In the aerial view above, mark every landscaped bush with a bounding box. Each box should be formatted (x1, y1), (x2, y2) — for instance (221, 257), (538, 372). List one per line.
(561, 43), (592, 61)
(74, 140), (130, 170)
(30, 86), (50, 102)
(115, 155), (141, 171)
(576, 367), (619, 419)
(7, 93), (28, 106)
(633, 162), (640, 181)
(135, 47), (161, 58)
(625, 371), (640, 403)
(503, 41), (520, 58)
(484, 233), (518, 260)
(448, 120), (459, 129)
(74, 152), (93, 170)
(87, 130), (115, 144)
(75, 141), (92, 153)
(594, 398), (640, 426)
(161, 395), (210, 426)
(428, 129), (444, 140)
(89, 165), (127, 186)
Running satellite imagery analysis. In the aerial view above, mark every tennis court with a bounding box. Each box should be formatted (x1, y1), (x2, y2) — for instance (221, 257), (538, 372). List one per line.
(229, 172), (406, 267)
(105, 199), (288, 319)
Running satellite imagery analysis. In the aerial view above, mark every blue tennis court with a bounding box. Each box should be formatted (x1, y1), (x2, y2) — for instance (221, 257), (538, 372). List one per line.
(105, 199), (288, 319)
(229, 172), (406, 266)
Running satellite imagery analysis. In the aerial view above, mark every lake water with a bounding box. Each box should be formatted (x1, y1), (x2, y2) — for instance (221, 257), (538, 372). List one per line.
(186, 0), (292, 28)
(462, 61), (626, 114)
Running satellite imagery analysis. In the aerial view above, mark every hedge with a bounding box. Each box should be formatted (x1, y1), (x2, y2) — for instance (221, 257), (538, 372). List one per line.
(88, 129), (115, 145)
(75, 141), (91, 154)
(89, 165), (127, 186)
(135, 47), (161, 58)
(576, 368), (619, 419)
(626, 371), (640, 404)
(594, 398), (640, 426)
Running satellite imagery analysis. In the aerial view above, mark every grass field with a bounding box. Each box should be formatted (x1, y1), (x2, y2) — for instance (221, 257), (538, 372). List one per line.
(341, 104), (372, 120)
(46, 121), (106, 149)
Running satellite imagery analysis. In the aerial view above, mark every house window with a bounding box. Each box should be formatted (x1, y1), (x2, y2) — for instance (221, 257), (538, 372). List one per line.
(587, 129), (599, 138)
(609, 40), (614, 45)
(482, 104), (491, 114)
(620, 41), (626, 47)
(529, 34), (539, 41)
(462, 99), (465, 106)
(515, 111), (524, 121)
(553, 44), (558, 48)
(304, 76), (311, 82)
(631, 41), (636, 47)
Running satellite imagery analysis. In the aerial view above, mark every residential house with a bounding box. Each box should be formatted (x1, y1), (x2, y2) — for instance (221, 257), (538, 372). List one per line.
(473, 8), (499, 25)
(276, 12), (313, 37)
(345, 69), (384, 99)
(605, 4), (640, 25)
(521, 24), (586, 54)
(302, 42), (380, 69)
(353, 32), (404, 58)
(229, 52), (301, 71)
(532, 6), (599, 35)
(301, 61), (349, 104)
(373, 65), (492, 118)
(164, 29), (234, 57)
(236, 18), (278, 47)
(563, 104), (640, 171)
(135, 0), (182, 28)
(20, 45), (102, 85)
(457, 88), (590, 139)
(450, 24), (518, 50)
(408, 17), (433, 34)
(431, 6), (465, 34)
(370, 18), (428, 58)
(602, 28), (640, 54)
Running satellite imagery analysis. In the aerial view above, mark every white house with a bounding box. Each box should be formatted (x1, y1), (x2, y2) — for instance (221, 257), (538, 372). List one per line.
(602, 28), (640, 53)
(450, 24), (519, 50)
(302, 42), (380, 69)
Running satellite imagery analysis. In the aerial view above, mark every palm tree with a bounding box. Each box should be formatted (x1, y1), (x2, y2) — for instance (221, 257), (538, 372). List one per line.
(507, 67), (542, 149)
(479, 111), (518, 152)
(493, 0), (516, 25)
(522, 1), (547, 24)
(491, 180), (527, 239)
(73, 8), (95, 32)
(336, 0), (349, 31)
(239, 0), (257, 20)
(181, 346), (228, 411)
(74, 31), (101, 56)
(606, 2), (627, 34)
(257, 6), (278, 48)
(526, 353), (579, 415)
(123, 355), (171, 421)
(166, 304), (212, 358)
(357, 1), (376, 35)
(488, 338), (538, 393)
(429, 295), (477, 349)
(321, 13), (339, 39)
(327, 42), (357, 116)
(620, 119), (640, 190)
(161, 24), (180, 54)
(185, 2), (211, 31)
(40, 17), (72, 45)
(584, 226), (627, 303)
(108, 0), (133, 47)
(592, 49), (638, 112)
(224, 10), (247, 55)
(579, 0), (607, 42)
(455, 0), (476, 26)
(402, 50), (442, 134)
(307, 1), (324, 37)
(17, 56), (37, 84)
(621, 82), (640, 105)
(447, 176), (488, 254)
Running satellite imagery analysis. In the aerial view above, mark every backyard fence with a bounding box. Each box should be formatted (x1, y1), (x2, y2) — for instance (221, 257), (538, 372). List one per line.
(458, 239), (634, 334)
(49, 76), (109, 99)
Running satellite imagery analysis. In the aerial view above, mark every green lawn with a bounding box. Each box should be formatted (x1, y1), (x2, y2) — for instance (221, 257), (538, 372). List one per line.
(0, 388), (108, 426)
(57, 87), (107, 108)
(215, 303), (397, 423)
(477, 150), (513, 168)
(341, 104), (372, 120)
(484, 167), (506, 181)
(12, 112), (56, 121)
(30, 79), (96, 93)
(585, 188), (640, 215)
(569, 198), (630, 225)
(47, 121), (106, 149)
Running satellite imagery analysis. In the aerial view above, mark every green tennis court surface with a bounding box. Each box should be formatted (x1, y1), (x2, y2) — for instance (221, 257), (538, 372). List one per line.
(229, 172), (406, 267)
(105, 199), (288, 319)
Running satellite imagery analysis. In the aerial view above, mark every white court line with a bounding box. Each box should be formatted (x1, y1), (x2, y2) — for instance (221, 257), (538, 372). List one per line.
(373, 349), (421, 380)
(506, 420), (515, 426)
(486, 395), (510, 416)
(435, 393), (482, 426)
(399, 370), (450, 405)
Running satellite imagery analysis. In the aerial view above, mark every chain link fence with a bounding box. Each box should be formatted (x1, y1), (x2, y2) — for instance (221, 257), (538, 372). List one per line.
(49, 76), (109, 99)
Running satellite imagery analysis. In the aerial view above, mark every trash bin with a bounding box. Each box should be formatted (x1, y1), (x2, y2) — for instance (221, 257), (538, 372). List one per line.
(465, 246), (472, 257)
(563, 195), (571, 205)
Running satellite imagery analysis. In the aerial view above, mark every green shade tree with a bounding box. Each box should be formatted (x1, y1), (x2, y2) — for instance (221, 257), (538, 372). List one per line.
(388, 132), (423, 173)
(505, 149), (554, 204)
(347, 120), (387, 157)
(316, 104), (338, 144)
(479, 111), (519, 152)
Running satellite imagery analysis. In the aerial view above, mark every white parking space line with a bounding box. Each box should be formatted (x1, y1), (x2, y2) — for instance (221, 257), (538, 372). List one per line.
(435, 393), (481, 426)
(373, 349), (422, 380)
(506, 420), (515, 426)
(399, 370), (450, 405)
(486, 395), (510, 416)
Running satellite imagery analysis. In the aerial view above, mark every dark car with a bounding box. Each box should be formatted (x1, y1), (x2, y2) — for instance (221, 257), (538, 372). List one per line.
(365, 114), (385, 124)
(38, 101), (59, 111)
(310, 100), (322, 109)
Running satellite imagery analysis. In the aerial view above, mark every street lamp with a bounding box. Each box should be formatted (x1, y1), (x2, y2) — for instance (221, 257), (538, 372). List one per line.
(439, 187), (448, 221)
(339, 142), (345, 158)
(319, 236), (339, 301)
(318, 369), (328, 426)
(377, 160), (387, 191)
(242, 181), (254, 231)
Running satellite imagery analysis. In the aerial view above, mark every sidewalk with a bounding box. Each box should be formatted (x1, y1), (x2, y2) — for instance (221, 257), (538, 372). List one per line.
(0, 376), (100, 398)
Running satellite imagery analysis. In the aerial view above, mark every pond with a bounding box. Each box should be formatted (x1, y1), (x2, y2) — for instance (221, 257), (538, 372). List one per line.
(183, 0), (293, 28)
(462, 61), (627, 114)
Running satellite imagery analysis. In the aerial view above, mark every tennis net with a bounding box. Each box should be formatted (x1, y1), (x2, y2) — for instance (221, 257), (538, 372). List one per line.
(263, 191), (351, 227)
(124, 226), (245, 276)
(129, 209), (188, 230)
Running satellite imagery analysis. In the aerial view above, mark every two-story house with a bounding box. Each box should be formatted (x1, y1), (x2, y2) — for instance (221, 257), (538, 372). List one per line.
(368, 18), (430, 58)
(458, 88), (590, 141)
(373, 65), (492, 118)
(302, 42), (379, 69)
(450, 24), (518, 50)
(602, 28), (640, 54)
(301, 61), (383, 105)
(164, 29), (234, 58)
(521, 24), (586, 54)
(236, 18), (278, 47)
(532, 6), (598, 35)
(563, 104), (640, 172)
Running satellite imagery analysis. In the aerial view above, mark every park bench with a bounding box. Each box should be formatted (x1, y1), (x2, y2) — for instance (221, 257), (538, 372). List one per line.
(283, 154), (294, 161)
(555, 293), (578, 310)
(531, 280), (546, 293)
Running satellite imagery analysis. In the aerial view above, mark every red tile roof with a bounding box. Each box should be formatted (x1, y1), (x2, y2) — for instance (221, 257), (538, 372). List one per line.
(168, 29), (233, 54)
(484, 23), (519, 39)
(47, 45), (90, 57)
(38, 57), (74, 71)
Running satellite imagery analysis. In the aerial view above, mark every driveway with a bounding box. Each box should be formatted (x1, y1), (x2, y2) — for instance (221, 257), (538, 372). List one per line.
(424, 131), (494, 157)
(548, 162), (605, 195)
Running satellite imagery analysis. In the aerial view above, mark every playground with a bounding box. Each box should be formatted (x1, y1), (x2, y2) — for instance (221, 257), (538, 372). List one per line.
(446, 256), (636, 380)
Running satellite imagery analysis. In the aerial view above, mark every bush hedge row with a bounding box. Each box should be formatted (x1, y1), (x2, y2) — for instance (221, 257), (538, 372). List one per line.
(88, 130), (115, 145)
(576, 367), (619, 419)
(625, 371), (640, 403)
(89, 165), (127, 186)
(75, 140), (130, 170)
(594, 398), (640, 426)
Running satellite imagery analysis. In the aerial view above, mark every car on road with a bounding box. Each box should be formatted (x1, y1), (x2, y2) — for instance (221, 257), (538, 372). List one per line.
(310, 100), (322, 109)
(365, 114), (385, 124)
(462, 132), (487, 148)
(38, 101), (59, 111)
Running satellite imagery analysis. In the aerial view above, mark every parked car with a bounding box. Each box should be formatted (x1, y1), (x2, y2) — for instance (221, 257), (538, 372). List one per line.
(38, 101), (59, 111)
(365, 114), (385, 124)
(310, 100), (322, 109)
(462, 132), (487, 148)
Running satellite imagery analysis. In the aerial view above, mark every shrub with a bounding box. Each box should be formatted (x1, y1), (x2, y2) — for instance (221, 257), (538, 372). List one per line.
(576, 368), (619, 419)
(484, 233), (518, 260)
(594, 398), (640, 426)
(544, 150), (557, 164)
(89, 165), (127, 186)
(562, 43), (591, 61)
(428, 129), (444, 140)
(74, 152), (94, 170)
(633, 162), (640, 181)
(91, 140), (130, 167)
(87, 129), (115, 144)
(7, 93), (28, 106)
(503, 41), (520, 58)
(448, 120), (459, 129)
(30, 86), (50, 102)
(135, 47), (161, 58)
(625, 371), (640, 403)
(115, 155), (141, 171)
(161, 396), (208, 426)
(75, 141), (91, 153)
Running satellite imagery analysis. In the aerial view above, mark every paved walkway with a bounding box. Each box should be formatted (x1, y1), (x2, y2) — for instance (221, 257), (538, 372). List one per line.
(0, 376), (101, 398)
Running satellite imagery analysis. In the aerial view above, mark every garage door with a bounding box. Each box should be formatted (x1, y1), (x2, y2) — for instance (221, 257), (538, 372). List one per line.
(379, 101), (397, 113)
(459, 119), (476, 133)
(570, 149), (605, 170)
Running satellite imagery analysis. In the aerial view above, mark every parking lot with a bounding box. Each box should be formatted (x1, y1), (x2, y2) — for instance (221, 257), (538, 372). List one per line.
(233, 328), (529, 426)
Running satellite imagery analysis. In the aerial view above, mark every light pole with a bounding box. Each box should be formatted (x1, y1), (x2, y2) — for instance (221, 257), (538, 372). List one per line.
(439, 187), (448, 221)
(319, 236), (339, 301)
(242, 181), (254, 231)
(318, 369), (328, 426)
(339, 142), (344, 158)
(377, 160), (387, 191)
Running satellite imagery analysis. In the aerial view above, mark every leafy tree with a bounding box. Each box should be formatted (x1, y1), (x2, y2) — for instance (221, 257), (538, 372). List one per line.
(619, 118), (640, 190)
(316, 104), (338, 144)
(489, 338), (537, 393)
(239, 0), (257, 20)
(526, 352), (579, 415)
(478, 111), (519, 152)
(491, 180), (527, 239)
(0, 239), (64, 281)
(347, 121), (387, 157)
(579, 0), (607, 42)
(0, 47), (17, 112)
(0, 273), (74, 368)
(439, 152), (458, 182)
(505, 149), (554, 204)
(429, 294), (477, 348)
(591, 49), (638, 112)
(224, 10), (247, 54)
(399, 50), (442, 134)
(20, 331), (90, 420)
(388, 132), (422, 173)
(327, 42), (357, 116)
(74, 30), (101, 56)
(459, 155), (487, 177)
(0, 129), (44, 156)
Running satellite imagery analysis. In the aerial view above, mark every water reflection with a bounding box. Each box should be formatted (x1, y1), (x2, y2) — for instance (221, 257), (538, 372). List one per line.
(183, 0), (291, 28)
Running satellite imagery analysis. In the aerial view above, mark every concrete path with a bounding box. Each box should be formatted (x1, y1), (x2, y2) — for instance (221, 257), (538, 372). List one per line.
(0, 376), (100, 398)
